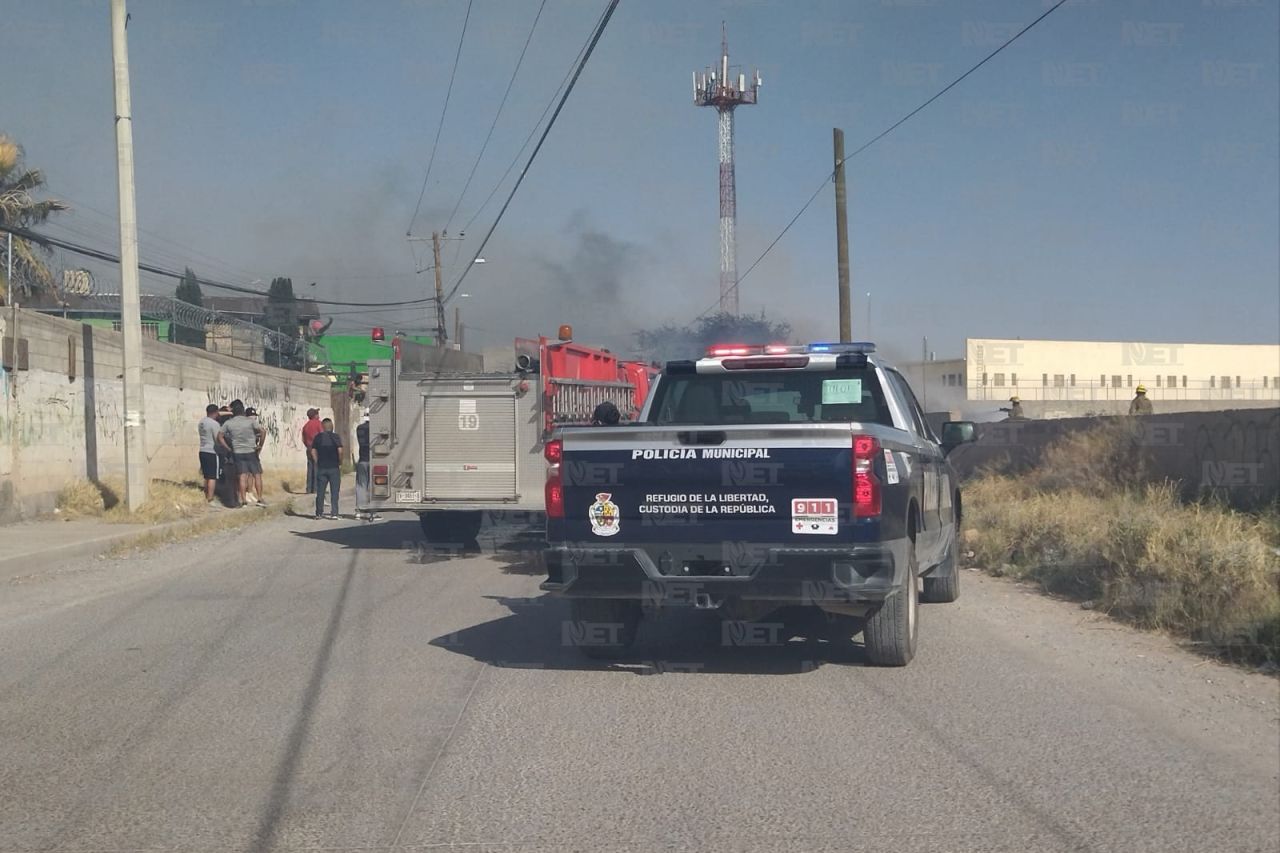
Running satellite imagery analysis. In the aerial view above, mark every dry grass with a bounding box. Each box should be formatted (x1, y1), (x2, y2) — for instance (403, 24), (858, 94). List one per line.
(57, 478), (209, 524)
(965, 425), (1280, 664)
(105, 502), (286, 557)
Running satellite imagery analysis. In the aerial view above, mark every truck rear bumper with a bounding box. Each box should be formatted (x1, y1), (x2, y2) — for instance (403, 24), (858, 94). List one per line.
(540, 539), (910, 604)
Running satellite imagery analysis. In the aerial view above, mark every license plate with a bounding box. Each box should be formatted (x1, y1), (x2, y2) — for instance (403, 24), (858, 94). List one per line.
(395, 490), (422, 504)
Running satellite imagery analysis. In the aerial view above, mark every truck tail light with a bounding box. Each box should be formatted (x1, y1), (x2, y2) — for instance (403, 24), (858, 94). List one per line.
(372, 464), (390, 498)
(545, 468), (564, 518)
(545, 439), (564, 518)
(853, 434), (882, 518)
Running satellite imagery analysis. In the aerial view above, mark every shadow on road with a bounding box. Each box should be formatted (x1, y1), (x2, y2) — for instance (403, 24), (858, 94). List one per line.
(290, 514), (546, 572)
(431, 594), (869, 675)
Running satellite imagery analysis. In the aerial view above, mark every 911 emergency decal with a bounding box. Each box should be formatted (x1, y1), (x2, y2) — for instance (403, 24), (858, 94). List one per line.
(883, 449), (900, 484)
(589, 492), (621, 537)
(791, 498), (838, 535)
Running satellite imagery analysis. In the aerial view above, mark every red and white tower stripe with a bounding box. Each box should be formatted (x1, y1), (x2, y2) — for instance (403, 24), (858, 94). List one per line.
(694, 25), (760, 316)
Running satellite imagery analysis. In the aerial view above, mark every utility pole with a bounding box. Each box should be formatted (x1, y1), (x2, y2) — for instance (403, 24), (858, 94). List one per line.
(5, 232), (12, 293)
(833, 128), (851, 342)
(110, 0), (148, 511)
(922, 336), (928, 413)
(454, 305), (462, 350)
(432, 231), (446, 345)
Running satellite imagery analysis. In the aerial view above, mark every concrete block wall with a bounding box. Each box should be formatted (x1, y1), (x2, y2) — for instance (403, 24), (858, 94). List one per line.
(947, 408), (1280, 511)
(0, 309), (337, 521)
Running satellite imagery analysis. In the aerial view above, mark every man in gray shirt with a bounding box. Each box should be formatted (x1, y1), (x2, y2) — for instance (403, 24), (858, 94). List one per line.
(216, 399), (266, 508)
(198, 404), (222, 506)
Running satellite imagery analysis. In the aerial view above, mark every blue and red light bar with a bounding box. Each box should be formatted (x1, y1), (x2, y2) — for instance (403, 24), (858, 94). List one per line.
(805, 341), (876, 354)
(704, 341), (876, 358)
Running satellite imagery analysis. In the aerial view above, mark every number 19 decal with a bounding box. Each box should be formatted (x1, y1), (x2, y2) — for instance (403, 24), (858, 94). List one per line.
(458, 413), (480, 430)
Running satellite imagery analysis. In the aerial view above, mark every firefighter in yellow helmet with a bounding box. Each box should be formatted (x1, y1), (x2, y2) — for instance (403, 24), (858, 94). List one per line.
(1007, 395), (1025, 420)
(1129, 384), (1153, 416)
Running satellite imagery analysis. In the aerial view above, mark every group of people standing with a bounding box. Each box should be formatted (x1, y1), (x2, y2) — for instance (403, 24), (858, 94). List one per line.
(300, 407), (379, 522)
(199, 404), (377, 520)
(198, 400), (267, 509)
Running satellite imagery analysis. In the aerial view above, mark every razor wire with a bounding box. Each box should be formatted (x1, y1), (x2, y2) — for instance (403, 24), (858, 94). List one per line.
(81, 292), (329, 369)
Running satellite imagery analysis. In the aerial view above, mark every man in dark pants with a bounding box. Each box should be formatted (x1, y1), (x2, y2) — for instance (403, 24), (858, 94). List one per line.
(302, 408), (323, 493)
(354, 409), (381, 522)
(310, 418), (343, 519)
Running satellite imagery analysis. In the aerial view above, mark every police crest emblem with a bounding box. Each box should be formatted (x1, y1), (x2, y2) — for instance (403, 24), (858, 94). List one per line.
(588, 492), (620, 537)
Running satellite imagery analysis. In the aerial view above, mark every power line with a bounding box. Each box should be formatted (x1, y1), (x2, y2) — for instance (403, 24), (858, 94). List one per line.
(460, 8), (598, 235)
(406, 0), (475, 237)
(443, 0), (621, 306)
(690, 0), (1072, 323)
(442, 0), (547, 235)
(1, 224), (444, 309)
(45, 187), (269, 283)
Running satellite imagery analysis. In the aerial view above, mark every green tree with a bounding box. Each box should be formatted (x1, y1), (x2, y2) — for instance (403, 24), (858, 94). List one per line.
(635, 312), (793, 364)
(263, 276), (299, 368)
(0, 135), (68, 301)
(173, 267), (206, 348)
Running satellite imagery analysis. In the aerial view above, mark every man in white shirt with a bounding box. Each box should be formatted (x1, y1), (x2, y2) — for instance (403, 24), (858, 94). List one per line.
(198, 404), (222, 506)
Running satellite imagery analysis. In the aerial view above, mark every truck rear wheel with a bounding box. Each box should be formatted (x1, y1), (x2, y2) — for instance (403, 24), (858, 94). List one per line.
(418, 510), (483, 544)
(863, 545), (918, 666)
(568, 598), (640, 660)
(921, 546), (960, 603)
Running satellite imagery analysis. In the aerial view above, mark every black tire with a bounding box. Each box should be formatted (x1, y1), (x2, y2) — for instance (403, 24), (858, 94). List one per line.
(863, 543), (919, 666)
(418, 510), (483, 543)
(922, 545), (960, 604)
(568, 598), (640, 660)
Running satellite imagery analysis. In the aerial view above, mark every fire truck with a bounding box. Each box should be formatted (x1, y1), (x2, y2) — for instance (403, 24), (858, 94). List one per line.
(361, 326), (656, 542)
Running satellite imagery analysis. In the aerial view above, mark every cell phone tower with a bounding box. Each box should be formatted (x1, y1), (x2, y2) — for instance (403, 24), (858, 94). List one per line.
(694, 23), (760, 316)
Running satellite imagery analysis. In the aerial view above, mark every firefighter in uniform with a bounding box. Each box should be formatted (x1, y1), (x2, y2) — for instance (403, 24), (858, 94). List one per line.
(591, 401), (621, 426)
(1129, 384), (1153, 415)
(1007, 395), (1025, 420)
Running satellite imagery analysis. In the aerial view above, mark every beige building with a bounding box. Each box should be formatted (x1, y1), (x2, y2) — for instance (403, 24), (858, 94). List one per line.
(903, 338), (1279, 418)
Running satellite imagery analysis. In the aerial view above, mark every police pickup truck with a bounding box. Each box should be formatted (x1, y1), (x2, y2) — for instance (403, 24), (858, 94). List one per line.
(541, 342), (977, 666)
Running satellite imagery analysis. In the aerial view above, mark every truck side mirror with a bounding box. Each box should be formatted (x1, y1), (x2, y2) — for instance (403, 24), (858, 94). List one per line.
(940, 421), (977, 454)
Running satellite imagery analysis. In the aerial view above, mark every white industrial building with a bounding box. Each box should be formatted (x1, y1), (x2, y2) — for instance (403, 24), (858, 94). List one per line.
(905, 338), (1280, 418)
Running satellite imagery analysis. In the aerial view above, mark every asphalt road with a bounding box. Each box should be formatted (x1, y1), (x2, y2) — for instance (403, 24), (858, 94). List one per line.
(2, 511), (1277, 853)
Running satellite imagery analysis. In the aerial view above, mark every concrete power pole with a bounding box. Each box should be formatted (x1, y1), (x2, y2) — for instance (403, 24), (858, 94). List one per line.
(833, 128), (851, 342)
(432, 231), (446, 345)
(110, 0), (148, 511)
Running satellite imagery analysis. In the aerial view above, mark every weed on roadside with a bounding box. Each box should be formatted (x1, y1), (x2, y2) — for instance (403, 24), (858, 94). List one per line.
(965, 425), (1280, 665)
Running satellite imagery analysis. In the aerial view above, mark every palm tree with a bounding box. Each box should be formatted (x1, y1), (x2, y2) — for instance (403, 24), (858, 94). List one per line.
(0, 135), (68, 301)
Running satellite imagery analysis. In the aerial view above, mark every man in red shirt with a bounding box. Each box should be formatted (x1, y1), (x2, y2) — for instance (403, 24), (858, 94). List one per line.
(301, 408), (323, 493)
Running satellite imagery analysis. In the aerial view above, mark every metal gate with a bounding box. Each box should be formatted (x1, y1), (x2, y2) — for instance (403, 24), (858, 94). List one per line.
(422, 392), (518, 500)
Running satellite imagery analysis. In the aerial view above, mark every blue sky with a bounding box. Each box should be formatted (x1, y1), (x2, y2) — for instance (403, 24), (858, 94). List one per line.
(2, 0), (1277, 358)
